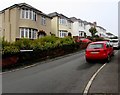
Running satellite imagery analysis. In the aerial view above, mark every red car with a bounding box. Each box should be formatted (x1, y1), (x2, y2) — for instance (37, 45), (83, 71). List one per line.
(81, 38), (92, 43)
(85, 41), (114, 63)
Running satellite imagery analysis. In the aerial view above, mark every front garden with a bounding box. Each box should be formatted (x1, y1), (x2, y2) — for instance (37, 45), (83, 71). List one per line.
(1, 36), (89, 71)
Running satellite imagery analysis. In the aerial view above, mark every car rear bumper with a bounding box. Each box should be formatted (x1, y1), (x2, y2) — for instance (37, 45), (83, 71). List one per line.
(86, 54), (107, 60)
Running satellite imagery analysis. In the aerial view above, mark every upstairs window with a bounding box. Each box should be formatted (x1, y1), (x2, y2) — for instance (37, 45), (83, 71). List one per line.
(41, 16), (46, 25)
(59, 18), (67, 25)
(20, 9), (37, 21)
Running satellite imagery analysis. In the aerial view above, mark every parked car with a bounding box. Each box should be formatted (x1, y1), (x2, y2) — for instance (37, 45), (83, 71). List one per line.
(85, 41), (114, 63)
(109, 39), (120, 49)
(80, 38), (92, 43)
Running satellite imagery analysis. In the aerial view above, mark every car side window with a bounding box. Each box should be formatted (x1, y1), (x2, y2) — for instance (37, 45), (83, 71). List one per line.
(106, 42), (110, 48)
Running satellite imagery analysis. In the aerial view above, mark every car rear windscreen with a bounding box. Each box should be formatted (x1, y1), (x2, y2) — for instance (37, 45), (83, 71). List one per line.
(87, 43), (103, 49)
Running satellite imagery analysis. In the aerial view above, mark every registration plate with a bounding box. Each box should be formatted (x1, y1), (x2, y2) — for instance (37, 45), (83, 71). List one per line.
(91, 52), (99, 54)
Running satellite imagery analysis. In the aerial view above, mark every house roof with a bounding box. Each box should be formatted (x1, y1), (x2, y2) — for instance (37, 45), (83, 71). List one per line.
(106, 32), (114, 36)
(0, 3), (52, 19)
(70, 17), (83, 23)
(96, 26), (106, 31)
(82, 21), (89, 25)
(48, 12), (73, 22)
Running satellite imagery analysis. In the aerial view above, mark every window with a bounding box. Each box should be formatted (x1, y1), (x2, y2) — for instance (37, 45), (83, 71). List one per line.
(41, 16), (46, 25)
(20, 28), (24, 38)
(106, 42), (110, 48)
(32, 30), (37, 39)
(59, 31), (67, 38)
(87, 44), (103, 49)
(25, 28), (28, 38)
(33, 12), (37, 21)
(29, 29), (32, 38)
(20, 28), (37, 39)
(79, 31), (84, 37)
(59, 18), (67, 25)
(29, 10), (32, 19)
(21, 9), (25, 18)
(26, 9), (29, 19)
(20, 9), (37, 21)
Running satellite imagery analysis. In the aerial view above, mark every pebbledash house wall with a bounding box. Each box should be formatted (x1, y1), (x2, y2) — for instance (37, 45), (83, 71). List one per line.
(50, 13), (73, 37)
(0, 4), (52, 42)
(0, 3), (108, 42)
(72, 20), (86, 37)
(51, 16), (72, 37)
(72, 21), (79, 36)
(0, 8), (18, 42)
(0, 12), (3, 38)
(51, 17), (58, 36)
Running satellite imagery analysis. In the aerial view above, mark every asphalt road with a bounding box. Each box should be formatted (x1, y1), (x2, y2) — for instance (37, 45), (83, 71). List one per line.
(2, 50), (119, 93)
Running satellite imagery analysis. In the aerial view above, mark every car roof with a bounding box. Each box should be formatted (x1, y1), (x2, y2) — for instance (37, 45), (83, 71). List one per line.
(89, 41), (107, 44)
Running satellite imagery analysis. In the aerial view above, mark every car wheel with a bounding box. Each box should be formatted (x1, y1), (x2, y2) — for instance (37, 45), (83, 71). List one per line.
(112, 51), (114, 56)
(106, 55), (110, 63)
(86, 58), (91, 63)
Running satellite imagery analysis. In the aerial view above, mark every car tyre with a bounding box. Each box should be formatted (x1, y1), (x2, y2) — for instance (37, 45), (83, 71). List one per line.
(106, 55), (110, 63)
(112, 51), (114, 56)
(86, 58), (91, 63)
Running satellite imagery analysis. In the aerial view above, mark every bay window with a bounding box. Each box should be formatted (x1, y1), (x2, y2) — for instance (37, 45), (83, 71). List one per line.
(20, 28), (37, 39)
(59, 30), (67, 38)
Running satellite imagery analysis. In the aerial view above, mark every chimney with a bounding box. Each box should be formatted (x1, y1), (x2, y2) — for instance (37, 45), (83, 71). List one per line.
(93, 22), (97, 26)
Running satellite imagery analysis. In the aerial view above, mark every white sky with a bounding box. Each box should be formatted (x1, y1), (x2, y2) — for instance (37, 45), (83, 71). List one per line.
(0, 0), (119, 36)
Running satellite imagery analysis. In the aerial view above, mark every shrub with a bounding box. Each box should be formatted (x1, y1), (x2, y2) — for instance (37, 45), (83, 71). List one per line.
(2, 36), (87, 70)
(38, 36), (58, 46)
(2, 38), (11, 48)
(2, 45), (20, 55)
(60, 37), (75, 45)
(14, 38), (33, 50)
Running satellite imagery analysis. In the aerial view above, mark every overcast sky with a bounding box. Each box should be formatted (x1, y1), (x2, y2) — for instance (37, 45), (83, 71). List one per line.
(0, 0), (119, 36)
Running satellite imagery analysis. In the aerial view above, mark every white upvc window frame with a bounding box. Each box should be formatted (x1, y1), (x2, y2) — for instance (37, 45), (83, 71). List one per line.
(20, 9), (25, 19)
(59, 18), (67, 25)
(20, 28), (37, 39)
(24, 28), (28, 38)
(20, 28), (24, 38)
(59, 30), (67, 38)
(41, 16), (46, 25)
(25, 9), (29, 19)
(20, 8), (37, 21)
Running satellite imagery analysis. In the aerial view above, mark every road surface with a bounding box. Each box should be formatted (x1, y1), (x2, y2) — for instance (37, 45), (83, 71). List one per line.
(2, 50), (119, 93)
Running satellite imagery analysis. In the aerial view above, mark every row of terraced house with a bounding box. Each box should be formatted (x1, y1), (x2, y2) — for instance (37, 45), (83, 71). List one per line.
(0, 3), (107, 42)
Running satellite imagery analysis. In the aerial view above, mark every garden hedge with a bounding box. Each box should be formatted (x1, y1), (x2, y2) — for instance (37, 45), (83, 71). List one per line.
(1, 36), (89, 70)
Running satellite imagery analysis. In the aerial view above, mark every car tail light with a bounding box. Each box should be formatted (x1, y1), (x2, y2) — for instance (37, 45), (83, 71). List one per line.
(85, 50), (89, 55)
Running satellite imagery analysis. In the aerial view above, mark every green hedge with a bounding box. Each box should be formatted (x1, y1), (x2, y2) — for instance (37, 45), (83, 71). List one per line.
(2, 36), (88, 69)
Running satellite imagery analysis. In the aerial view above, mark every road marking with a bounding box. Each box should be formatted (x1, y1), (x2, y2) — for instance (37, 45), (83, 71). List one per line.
(83, 63), (106, 94)
(83, 50), (118, 95)
(114, 50), (118, 55)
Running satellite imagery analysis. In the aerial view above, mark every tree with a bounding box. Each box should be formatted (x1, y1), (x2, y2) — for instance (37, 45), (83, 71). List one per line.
(89, 27), (98, 37)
